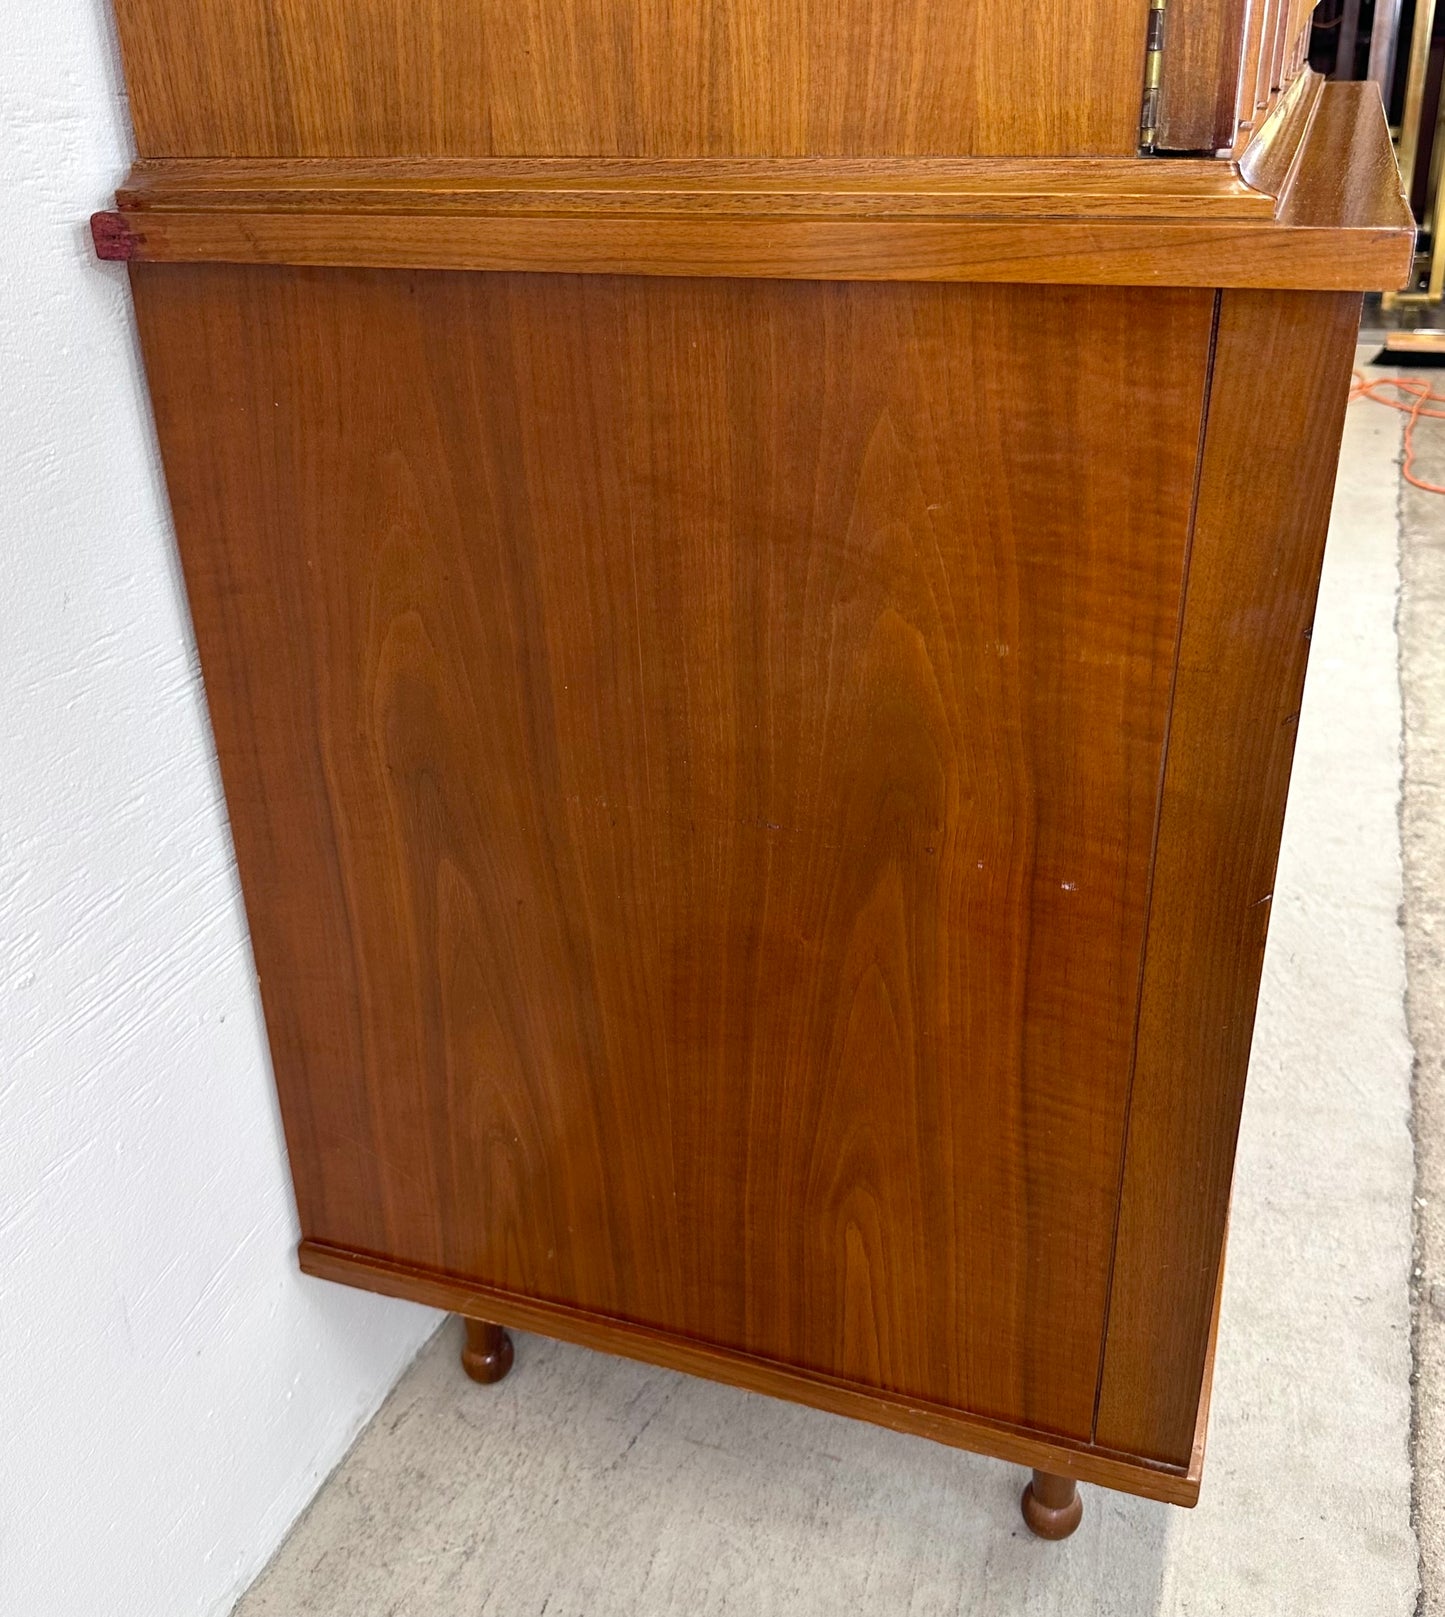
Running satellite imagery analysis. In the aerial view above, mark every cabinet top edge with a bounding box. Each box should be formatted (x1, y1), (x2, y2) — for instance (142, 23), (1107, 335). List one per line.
(119, 153), (1277, 222)
(98, 88), (1413, 290)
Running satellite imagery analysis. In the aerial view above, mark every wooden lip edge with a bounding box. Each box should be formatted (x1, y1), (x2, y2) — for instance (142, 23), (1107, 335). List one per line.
(93, 86), (1413, 289)
(92, 209), (1413, 290)
(115, 154), (1277, 219)
(1270, 72), (1328, 216)
(1278, 80), (1414, 243)
(298, 1238), (1199, 1506)
(1238, 66), (1325, 197)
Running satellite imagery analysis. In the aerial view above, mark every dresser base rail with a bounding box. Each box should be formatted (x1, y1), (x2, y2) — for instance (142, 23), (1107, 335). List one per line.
(300, 1239), (1212, 1507)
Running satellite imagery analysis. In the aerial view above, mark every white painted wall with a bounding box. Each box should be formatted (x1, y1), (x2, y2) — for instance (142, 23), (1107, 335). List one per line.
(0, 6), (441, 1614)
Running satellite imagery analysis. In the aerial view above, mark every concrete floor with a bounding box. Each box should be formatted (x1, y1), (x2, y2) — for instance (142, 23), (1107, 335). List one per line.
(1402, 378), (1445, 1613)
(236, 366), (1423, 1616)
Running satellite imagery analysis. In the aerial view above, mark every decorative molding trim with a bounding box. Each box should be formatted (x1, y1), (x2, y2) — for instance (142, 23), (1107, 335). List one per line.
(298, 1238), (1211, 1506)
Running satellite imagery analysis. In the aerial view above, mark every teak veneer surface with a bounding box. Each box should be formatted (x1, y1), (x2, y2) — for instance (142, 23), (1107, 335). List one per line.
(95, 86), (1415, 291)
(131, 267), (1215, 1445)
(1156, 0), (1256, 150)
(115, 155), (1281, 219)
(295, 1236), (1221, 1504)
(1096, 289), (1361, 1464)
(1158, 0), (1320, 151)
(112, 0), (1148, 160)
(104, 0), (1404, 1512)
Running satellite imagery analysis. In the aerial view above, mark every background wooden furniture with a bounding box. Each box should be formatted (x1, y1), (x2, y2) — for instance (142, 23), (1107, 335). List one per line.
(96, 0), (1412, 1540)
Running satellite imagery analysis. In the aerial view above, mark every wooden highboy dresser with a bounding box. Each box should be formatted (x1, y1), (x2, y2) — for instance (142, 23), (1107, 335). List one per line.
(96, 0), (1412, 1538)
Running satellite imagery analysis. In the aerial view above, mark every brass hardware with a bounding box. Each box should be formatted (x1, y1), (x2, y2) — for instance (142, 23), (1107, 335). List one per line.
(1384, 0), (1442, 305)
(1368, 0), (1405, 92)
(1396, 0), (1438, 198)
(1140, 0), (1168, 151)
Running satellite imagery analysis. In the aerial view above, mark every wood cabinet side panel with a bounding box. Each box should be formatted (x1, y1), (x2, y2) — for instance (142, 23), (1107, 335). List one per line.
(130, 265), (1214, 1443)
(1094, 288), (1362, 1464)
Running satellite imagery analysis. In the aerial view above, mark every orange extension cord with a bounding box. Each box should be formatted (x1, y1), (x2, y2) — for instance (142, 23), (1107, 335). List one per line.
(1351, 369), (1445, 494)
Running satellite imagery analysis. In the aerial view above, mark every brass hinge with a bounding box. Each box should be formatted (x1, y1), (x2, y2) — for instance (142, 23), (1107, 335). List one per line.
(1139, 0), (1167, 152)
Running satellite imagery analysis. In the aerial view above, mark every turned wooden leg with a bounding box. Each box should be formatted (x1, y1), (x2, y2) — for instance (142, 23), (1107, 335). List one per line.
(1020, 1469), (1083, 1539)
(460, 1317), (514, 1384)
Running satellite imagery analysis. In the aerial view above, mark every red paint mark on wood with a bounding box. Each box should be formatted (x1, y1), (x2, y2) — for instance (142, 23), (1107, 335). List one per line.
(91, 211), (139, 261)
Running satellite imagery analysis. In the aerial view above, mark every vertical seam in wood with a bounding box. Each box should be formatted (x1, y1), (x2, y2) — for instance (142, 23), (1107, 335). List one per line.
(1089, 287), (1224, 1443)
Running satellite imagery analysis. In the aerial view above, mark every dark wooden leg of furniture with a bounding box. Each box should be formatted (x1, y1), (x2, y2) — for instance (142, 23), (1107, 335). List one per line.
(1020, 1469), (1083, 1540)
(460, 1317), (514, 1384)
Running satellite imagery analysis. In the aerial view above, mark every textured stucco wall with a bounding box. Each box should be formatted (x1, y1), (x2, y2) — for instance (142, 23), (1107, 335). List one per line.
(0, 7), (441, 1614)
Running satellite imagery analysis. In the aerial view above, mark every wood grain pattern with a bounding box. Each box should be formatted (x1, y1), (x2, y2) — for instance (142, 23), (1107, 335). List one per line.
(302, 1200), (1228, 1497)
(110, 0), (1149, 160)
(298, 1238), (1203, 1504)
(116, 155), (1280, 220)
(1234, 0), (1270, 135)
(93, 207), (1414, 290)
(1159, 0), (1321, 151)
(92, 88), (1415, 293)
(1255, 0), (1286, 112)
(1158, 0), (1253, 150)
(131, 265), (1214, 1446)
(1268, 0), (1302, 89)
(1276, 80), (1410, 235)
(1236, 66), (1323, 195)
(97, 0), (1408, 1523)
(1094, 287), (1361, 1465)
